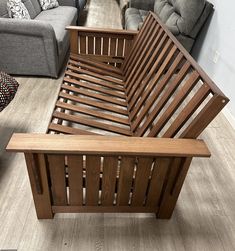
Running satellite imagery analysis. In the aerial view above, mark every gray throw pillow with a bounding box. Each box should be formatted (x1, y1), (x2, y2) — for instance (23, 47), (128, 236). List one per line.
(7, 0), (31, 19)
(39, 0), (59, 11)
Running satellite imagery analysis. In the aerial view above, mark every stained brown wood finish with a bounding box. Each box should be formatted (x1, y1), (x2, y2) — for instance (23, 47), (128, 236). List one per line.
(6, 12), (229, 220)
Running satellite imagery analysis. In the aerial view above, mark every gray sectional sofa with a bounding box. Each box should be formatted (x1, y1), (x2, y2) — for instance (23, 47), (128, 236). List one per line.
(125, 0), (213, 52)
(0, 0), (86, 78)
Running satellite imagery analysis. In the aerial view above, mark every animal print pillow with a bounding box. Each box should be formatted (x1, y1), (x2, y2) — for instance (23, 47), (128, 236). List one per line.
(7, 0), (31, 19)
(0, 72), (19, 112)
(39, 0), (59, 11)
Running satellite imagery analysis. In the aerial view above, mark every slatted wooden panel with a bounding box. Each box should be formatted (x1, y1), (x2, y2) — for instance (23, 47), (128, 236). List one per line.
(44, 154), (180, 212)
(77, 31), (134, 65)
(124, 12), (229, 139)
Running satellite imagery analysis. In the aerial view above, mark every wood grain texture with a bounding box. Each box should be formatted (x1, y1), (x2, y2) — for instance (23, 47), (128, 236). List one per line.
(6, 134), (211, 157)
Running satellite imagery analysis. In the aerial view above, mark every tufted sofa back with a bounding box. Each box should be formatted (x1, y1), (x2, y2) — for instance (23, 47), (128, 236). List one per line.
(154, 0), (208, 38)
(0, 0), (41, 18)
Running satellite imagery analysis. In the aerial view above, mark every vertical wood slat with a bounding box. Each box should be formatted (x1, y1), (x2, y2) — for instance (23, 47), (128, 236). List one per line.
(95, 37), (101, 55)
(123, 39), (133, 60)
(116, 38), (124, 68)
(131, 158), (153, 206)
(117, 157), (136, 206)
(148, 71), (200, 137)
(70, 30), (78, 54)
(24, 153), (53, 219)
(47, 155), (67, 205)
(102, 37), (109, 55)
(88, 36), (94, 54)
(80, 35), (86, 54)
(85, 155), (101, 206)
(101, 156), (118, 206)
(146, 158), (171, 207)
(67, 155), (83, 206)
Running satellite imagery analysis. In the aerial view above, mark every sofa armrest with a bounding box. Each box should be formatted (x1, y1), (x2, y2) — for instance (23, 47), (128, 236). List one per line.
(129, 0), (155, 11)
(6, 133), (210, 158)
(0, 18), (58, 77)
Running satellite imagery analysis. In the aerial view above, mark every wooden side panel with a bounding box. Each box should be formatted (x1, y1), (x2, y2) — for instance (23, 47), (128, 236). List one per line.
(101, 156), (118, 206)
(67, 155), (83, 206)
(117, 157), (136, 206)
(47, 155), (67, 205)
(85, 156), (101, 206)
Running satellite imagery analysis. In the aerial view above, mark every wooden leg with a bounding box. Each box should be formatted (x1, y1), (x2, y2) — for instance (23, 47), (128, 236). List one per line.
(25, 153), (53, 219)
(156, 157), (192, 219)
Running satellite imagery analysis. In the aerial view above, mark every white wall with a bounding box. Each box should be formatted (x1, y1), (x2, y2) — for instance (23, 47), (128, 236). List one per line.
(192, 0), (235, 126)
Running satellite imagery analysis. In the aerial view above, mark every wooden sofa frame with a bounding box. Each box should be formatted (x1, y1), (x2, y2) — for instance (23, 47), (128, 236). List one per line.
(7, 12), (229, 219)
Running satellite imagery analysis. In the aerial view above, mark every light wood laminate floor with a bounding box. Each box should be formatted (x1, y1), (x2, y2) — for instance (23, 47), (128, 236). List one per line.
(0, 0), (235, 250)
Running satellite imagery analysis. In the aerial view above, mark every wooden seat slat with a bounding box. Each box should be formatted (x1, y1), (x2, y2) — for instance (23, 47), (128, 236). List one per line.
(48, 123), (99, 135)
(59, 92), (129, 116)
(69, 60), (123, 80)
(55, 101), (130, 126)
(67, 64), (124, 86)
(65, 71), (124, 91)
(52, 111), (132, 136)
(63, 77), (126, 99)
(61, 84), (127, 107)
(70, 53), (123, 74)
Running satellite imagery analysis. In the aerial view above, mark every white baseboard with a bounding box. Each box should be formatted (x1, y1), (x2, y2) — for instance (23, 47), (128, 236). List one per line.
(222, 107), (235, 130)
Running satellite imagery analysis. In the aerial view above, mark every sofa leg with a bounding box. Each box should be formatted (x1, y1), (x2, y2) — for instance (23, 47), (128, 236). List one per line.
(24, 153), (54, 219)
(156, 157), (192, 219)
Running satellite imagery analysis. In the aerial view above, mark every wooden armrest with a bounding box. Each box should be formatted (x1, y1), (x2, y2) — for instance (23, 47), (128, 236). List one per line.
(66, 26), (138, 35)
(6, 133), (210, 158)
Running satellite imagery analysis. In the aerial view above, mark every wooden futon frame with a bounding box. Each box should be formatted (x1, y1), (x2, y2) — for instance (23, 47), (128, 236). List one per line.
(7, 12), (229, 219)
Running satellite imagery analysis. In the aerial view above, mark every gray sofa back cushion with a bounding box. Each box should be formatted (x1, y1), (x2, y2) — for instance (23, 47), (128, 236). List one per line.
(22, 0), (42, 19)
(0, 0), (9, 18)
(154, 0), (206, 37)
(0, 0), (41, 19)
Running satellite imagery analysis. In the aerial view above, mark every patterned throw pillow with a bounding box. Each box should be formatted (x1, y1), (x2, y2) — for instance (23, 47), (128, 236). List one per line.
(39, 0), (59, 11)
(0, 72), (19, 112)
(7, 0), (31, 19)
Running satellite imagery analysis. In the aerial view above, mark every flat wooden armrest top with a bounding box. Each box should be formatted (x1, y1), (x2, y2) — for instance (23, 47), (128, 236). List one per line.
(6, 133), (210, 158)
(66, 26), (138, 35)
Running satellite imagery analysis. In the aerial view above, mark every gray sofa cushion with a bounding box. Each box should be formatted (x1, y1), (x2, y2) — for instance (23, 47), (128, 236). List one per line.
(125, 8), (148, 30)
(0, 0), (10, 18)
(22, 0), (42, 19)
(154, 0), (206, 36)
(35, 6), (77, 57)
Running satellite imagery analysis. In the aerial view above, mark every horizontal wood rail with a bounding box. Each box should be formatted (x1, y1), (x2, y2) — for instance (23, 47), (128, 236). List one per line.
(7, 133), (210, 157)
(66, 26), (138, 35)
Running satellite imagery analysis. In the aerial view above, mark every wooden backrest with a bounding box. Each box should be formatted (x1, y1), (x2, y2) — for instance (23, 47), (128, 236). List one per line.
(123, 12), (229, 139)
